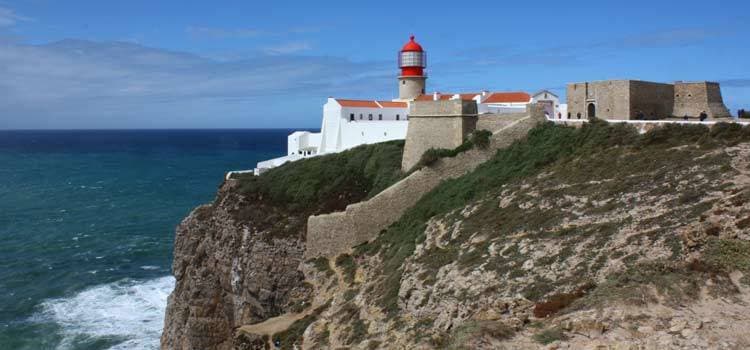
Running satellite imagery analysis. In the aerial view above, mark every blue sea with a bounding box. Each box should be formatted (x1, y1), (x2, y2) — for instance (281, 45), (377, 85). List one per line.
(0, 129), (297, 350)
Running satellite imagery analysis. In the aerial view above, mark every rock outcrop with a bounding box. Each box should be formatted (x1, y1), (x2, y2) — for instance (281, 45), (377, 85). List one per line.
(161, 180), (310, 350)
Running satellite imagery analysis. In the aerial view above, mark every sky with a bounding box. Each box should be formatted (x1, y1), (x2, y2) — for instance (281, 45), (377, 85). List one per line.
(0, 0), (748, 129)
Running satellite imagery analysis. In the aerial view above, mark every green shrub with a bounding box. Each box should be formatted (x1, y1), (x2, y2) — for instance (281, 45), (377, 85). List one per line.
(335, 254), (357, 284)
(235, 140), (404, 213)
(703, 238), (750, 274)
(309, 257), (334, 277)
(533, 326), (568, 345)
(446, 320), (516, 349)
(412, 129), (495, 171)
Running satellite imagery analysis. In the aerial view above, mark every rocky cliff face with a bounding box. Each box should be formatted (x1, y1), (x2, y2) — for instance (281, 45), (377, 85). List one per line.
(161, 180), (311, 350)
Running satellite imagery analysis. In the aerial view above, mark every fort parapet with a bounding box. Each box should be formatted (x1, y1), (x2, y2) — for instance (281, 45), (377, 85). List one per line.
(401, 100), (478, 172)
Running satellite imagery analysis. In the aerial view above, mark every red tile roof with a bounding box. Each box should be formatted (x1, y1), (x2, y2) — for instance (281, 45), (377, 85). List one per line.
(334, 99), (408, 108)
(377, 101), (408, 108)
(482, 92), (531, 104)
(458, 93), (481, 101)
(335, 99), (380, 108)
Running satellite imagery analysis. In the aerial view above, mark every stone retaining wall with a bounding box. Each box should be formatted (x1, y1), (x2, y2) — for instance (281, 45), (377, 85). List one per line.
(305, 104), (545, 259)
(476, 113), (528, 133)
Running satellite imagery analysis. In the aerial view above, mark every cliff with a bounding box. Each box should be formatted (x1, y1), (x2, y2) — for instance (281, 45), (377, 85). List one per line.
(163, 121), (750, 349)
(161, 141), (404, 349)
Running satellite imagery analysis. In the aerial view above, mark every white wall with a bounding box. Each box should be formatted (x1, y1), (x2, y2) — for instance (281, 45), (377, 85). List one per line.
(479, 103), (527, 114)
(339, 120), (407, 151)
(531, 91), (561, 118)
(288, 131), (321, 157)
(319, 99), (342, 153)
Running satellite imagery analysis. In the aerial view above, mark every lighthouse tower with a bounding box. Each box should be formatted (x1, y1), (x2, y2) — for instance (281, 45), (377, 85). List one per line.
(397, 35), (427, 101)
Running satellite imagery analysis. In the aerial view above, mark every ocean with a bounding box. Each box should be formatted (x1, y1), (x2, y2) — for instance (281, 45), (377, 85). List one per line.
(0, 129), (297, 350)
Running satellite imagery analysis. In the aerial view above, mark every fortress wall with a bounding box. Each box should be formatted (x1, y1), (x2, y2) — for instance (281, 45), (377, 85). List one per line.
(305, 104), (546, 259)
(566, 83), (587, 119)
(401, 100), (478, 172)
(629, 81), (675, 119)
(476, 113), (528, 132)
(591, 81), (631, 120)
(567, 81), (631, 120)
(673, 82), (731, 118)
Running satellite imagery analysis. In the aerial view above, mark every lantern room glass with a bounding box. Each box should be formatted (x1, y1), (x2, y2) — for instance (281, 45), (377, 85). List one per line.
(398, 51), (426, 67)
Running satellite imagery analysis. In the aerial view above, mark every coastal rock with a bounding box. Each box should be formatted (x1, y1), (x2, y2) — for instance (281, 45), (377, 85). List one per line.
(161, 180), (308, 350)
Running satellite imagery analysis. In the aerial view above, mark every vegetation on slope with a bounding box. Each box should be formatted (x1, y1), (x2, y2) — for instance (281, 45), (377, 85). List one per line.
(229, 140), (404, 238)
(236, 140), (404, 210)
(412, 129), (492, 170)
(354, 120), (750, 317)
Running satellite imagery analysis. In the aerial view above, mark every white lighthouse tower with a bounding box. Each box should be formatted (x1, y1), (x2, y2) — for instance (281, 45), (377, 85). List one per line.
(397, 35), (427, 101)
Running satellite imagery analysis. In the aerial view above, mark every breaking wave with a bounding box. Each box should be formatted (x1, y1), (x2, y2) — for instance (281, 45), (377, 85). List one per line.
(37, 276), (175, 350)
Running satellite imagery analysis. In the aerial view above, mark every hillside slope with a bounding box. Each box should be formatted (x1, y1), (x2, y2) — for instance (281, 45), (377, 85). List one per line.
(293, 121), (750, 349)
(162, 121), (750, 350)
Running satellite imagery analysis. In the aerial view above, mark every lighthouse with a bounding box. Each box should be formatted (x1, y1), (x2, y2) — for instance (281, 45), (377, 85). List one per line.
(397, 35), (427, 101)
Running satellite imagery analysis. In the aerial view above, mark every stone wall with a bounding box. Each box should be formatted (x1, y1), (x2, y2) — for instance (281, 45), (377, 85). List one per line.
(400, 100), (478, 172)
(673, 82), (731, 118)
(567, 81), (631, 120)
(304, 104), (546, 259)
(568, 80), (732, 120)
(476, 112), (528, 132)
(629, 81), (675, 119)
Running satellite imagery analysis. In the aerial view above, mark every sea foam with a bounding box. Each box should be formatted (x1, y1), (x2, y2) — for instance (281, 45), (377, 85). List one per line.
(38, 276), (175, 350)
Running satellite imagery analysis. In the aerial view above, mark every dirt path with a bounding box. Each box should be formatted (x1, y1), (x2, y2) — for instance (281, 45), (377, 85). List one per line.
(237, 256), (347, 347)
(238, 308), (311, 337)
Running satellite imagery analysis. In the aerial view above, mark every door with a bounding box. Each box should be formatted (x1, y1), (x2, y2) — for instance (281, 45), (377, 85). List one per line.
(587, 103), (596, 118)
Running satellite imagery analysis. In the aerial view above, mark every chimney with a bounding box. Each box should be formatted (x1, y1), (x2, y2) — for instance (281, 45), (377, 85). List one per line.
(433, 91), (440, 101)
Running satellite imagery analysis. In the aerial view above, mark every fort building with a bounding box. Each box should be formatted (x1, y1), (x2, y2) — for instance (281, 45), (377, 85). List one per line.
(566, 80), (731, 120)
(401, 99), (478, 171)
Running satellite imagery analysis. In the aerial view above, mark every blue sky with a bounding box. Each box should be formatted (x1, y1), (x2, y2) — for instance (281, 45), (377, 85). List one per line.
(0, 0), (748, 129)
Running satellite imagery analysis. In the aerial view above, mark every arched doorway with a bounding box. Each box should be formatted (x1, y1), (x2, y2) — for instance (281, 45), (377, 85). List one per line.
(587, 103), (596, 118)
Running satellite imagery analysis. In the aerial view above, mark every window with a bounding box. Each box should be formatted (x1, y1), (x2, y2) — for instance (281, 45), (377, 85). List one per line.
(368, 114), (373, 120)
(402, 80), (406, 85)
(350, 113), (354, 121)
(396, 114), (400, 120)
(359, 114), (363, 120)
(378, 114), (382, 120)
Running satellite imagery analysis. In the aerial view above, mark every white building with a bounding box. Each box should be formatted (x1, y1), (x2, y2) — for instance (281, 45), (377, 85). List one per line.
(254, 99), (409, 174)
(530, 90), (563, 119)
(249, 36), (540, 175)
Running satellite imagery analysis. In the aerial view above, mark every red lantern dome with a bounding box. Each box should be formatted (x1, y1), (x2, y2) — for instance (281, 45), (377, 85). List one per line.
(399, 35), (426, 77)
(401, 35), (424, 52)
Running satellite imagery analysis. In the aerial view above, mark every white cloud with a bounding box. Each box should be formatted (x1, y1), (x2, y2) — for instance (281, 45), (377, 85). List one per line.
(0, 6), (29, 27)
(0, 39), (391, 128)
